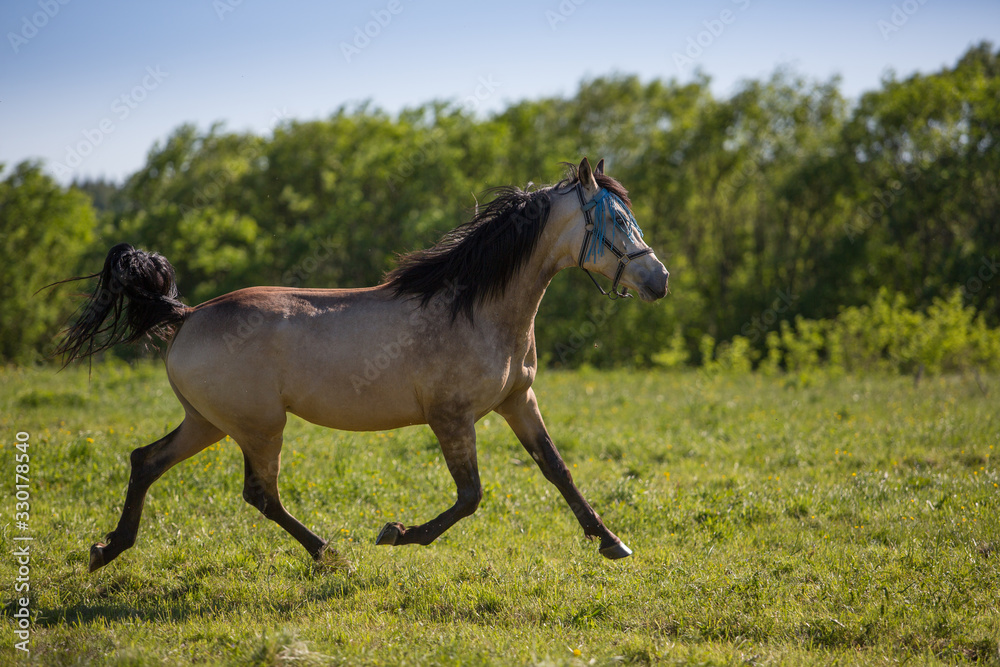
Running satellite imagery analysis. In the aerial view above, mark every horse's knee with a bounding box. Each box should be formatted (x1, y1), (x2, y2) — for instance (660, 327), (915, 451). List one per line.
(127, 427), (183, 486)
(129, 446), (150, 468)
(127, 444), (162, 487)
(243, 477), (283, 520)
(242, 478), (269, 513)
(456, 485), (483, 518)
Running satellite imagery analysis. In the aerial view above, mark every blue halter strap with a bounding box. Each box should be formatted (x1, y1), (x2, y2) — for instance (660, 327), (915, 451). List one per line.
(575, 184), (652, 299)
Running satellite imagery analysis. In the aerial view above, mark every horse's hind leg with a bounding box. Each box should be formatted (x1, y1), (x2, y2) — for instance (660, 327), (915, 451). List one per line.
(376, 412), (482, 547)
(496, 388), (631, 560)
(90, 414), (224, 571)
(238, 434), (328, 560)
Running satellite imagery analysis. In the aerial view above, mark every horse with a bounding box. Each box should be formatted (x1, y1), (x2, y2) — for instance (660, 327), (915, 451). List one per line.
(56, 157), (669, 572)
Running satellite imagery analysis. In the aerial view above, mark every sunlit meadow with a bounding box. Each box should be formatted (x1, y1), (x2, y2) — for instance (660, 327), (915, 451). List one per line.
(1, 361), (997, 665)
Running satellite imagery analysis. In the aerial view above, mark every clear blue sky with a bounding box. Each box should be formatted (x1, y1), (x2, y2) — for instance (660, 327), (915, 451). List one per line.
(2, 0), (997, 183)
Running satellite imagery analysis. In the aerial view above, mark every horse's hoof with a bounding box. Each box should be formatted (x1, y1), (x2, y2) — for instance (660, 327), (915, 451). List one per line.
(599, 541), (633, 560)
(314, 545), (355, 572)
(89, 543), (107, 572)
(375, 522), (404, 546)
(312, 541), (331, 561)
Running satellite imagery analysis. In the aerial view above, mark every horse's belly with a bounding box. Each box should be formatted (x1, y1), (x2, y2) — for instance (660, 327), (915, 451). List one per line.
(284, 374), (427, 432)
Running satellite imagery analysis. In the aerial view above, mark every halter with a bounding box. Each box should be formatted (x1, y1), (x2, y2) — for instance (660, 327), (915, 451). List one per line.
(575, 183), (652, 299)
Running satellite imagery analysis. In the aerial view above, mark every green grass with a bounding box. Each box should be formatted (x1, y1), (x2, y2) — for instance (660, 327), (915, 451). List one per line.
(1, 361), (998, 665)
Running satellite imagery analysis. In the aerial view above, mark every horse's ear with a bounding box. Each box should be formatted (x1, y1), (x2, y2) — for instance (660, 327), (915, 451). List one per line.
(578, 157), (598, 191)
(595, 158), (605, 175)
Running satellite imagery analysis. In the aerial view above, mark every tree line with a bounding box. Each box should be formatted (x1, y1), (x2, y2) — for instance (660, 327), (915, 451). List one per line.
(2, 42), (997, 369)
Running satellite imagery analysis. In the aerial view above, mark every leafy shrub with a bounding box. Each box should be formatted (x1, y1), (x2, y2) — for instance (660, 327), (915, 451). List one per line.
(651, 328), (690, 369)
(762, 289), (1000, 375)
(659, 289), (1000, 375)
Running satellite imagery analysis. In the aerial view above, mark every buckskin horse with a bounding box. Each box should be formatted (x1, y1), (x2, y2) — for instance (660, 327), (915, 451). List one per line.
(56, 158), (669, 571)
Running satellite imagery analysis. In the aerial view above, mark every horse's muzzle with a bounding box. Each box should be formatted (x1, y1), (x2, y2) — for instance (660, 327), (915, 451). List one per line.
(641, 266), (669, 301)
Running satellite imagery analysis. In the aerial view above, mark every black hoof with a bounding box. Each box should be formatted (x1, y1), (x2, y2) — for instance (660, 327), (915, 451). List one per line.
(89, 543), (107, 572)
(375, 522), (404, 546)
(599, 541), (633, 560)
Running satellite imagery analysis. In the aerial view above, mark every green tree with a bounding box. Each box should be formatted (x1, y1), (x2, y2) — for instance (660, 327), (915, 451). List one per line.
(0, 161), (96, 362)
(25, 42), (995, 369)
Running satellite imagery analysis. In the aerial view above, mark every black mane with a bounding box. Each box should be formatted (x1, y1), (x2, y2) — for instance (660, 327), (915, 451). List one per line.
(384, 169), (633, 321)
(385, 186), (551, 320)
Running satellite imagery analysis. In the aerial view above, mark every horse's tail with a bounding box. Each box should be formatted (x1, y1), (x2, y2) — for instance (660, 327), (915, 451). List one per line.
(53, 243), (189, 365)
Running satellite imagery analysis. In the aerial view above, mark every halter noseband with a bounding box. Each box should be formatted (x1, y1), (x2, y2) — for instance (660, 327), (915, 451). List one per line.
(575, 183), (652, 300)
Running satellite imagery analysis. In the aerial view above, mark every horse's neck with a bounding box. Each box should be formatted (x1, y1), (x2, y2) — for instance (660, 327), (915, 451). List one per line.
(478, 240), (565, 344)
(478, 199), (579, 346)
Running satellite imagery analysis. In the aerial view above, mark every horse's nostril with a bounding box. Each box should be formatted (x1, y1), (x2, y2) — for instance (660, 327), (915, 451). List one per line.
(643, 271), (669, 299)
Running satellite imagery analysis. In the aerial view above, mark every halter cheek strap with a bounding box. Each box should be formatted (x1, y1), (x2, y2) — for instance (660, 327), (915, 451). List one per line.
(575, 184), (652, 300)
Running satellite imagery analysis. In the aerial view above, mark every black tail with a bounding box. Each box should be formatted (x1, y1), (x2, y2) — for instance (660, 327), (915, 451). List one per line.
(52, 243), (188, 365)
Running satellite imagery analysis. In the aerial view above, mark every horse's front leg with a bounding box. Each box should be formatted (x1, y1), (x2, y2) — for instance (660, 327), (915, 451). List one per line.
(496, 388), (632, 559)
(375, 412), (482, 547)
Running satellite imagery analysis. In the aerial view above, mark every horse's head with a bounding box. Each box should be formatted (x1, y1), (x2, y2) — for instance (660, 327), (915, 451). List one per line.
(553, 157), (668, 302)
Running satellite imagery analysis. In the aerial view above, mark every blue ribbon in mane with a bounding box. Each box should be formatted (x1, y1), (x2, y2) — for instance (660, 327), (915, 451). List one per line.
(581, 189), (645, 264)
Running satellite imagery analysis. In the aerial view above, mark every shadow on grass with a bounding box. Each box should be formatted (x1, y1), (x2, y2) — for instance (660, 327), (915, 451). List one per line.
(3, 565), (392, 628)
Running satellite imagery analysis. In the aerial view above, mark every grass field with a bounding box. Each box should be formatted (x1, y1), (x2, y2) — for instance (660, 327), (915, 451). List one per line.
(1, 361), (998, 665)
